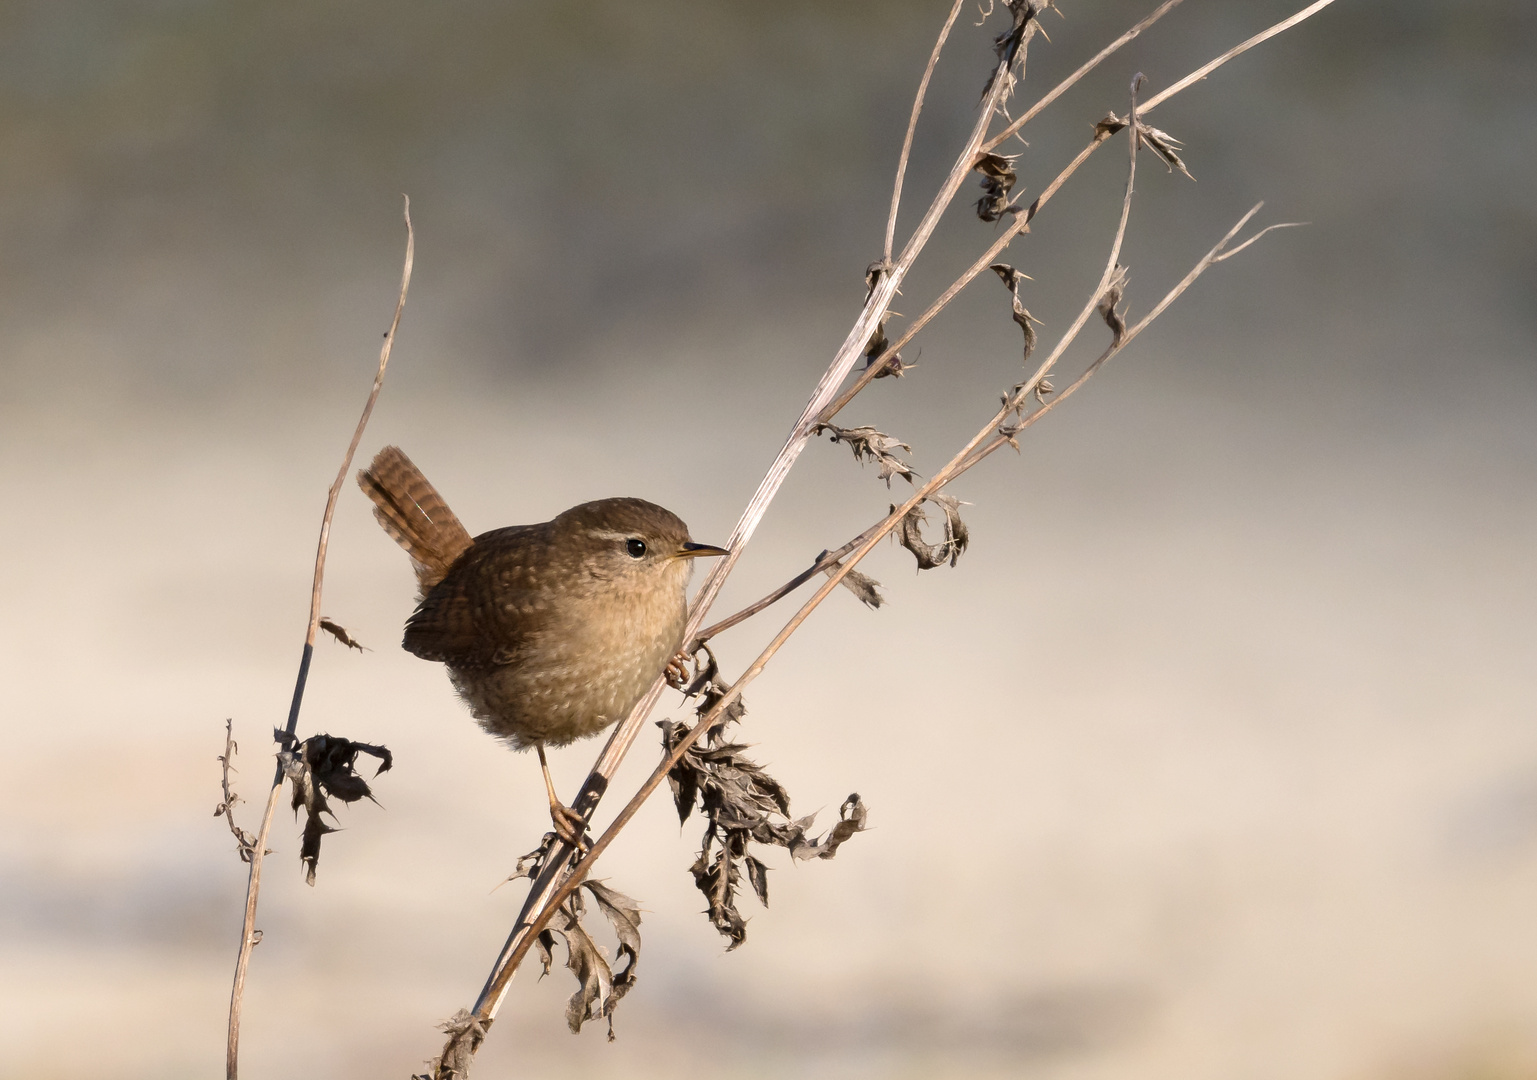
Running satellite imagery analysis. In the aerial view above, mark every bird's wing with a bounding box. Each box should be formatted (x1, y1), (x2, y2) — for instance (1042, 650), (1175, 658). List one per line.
(402, 525), (549, 669)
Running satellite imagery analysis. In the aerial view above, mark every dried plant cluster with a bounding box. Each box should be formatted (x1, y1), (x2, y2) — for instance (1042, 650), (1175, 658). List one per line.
(276, 732), (392, 886)
(665, 647), (868, 948)
(214, 2), (1336, 1077)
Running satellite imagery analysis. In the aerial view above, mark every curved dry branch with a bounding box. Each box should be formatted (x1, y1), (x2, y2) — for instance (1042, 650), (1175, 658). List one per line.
(226, 197), (413, 1080)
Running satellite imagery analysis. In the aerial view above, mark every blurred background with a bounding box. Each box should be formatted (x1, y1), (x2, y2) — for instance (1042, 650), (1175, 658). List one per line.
(2, 0), (1534, 1077)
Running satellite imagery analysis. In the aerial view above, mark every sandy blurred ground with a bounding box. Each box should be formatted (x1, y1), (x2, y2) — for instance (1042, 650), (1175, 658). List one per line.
(1, 1), (1535, 1078)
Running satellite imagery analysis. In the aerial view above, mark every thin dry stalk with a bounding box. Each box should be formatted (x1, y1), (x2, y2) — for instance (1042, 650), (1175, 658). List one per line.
(474, 144), (1294, 1075)
(225, 198), (414, 1080)
(885, 0), (967, 263)
(1140, 0), (1341, 113)
(980, 0), (1186, 154)
(958, 204), (1285, 473)
(215, 719), (259, 862)
(818, 0), (1339, 428)
(691, 526), (882, 645)
(450, 23), (1035, 1051)
(426, 2), (1326, 1071)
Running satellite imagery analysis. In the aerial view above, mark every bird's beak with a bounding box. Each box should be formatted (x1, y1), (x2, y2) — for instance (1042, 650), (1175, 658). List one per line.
(676, 542), (729, 559)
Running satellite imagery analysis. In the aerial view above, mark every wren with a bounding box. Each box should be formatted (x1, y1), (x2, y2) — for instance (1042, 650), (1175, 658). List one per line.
(358, 445), (725, 844)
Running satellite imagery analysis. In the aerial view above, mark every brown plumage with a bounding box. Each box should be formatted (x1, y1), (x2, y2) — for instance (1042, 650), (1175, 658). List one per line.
(357, 447), (725, 756)
(356, 445), (473, 596)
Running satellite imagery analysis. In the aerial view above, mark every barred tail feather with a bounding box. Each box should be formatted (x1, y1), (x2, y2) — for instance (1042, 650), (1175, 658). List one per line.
(357, 446), (473, 595)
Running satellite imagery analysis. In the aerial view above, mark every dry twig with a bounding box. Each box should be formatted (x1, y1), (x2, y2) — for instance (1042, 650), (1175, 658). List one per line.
(224, 198), (413, 1080)
(214, 719), (259, 864)
(415, 2), (1325, 1072)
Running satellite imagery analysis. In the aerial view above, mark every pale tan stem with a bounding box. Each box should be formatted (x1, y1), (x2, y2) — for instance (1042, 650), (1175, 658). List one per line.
(459, 28), (1033, 1042)
(885, 0), (967, 263)
(226, 198), (413, 1080)
(819, 0), (1339, 428)
(980, 0), (1186, 154)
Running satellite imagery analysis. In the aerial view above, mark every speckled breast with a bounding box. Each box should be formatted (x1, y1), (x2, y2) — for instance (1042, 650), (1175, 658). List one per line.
(449, 567), (689, 750)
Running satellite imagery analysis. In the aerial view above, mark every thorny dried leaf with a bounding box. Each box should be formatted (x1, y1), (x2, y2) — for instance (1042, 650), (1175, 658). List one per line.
(862, 313), (913, 379)
(819, 551), (885, 610)
(531, 880), (644, 1040)
(1139, 123), (1193, 179)
(864, 258), (893, 301)
(989, 263), (1040, 368)
(813, 423), (917, 487)
(984, 0), (1047, 102)
(215, 719), (259, 863)
(1099, 266), (1129, 346)
(418, 1009), (487, 1080)
(1093, 112), (1194, 179)
(1094, 110), (1129, 140)
(659, 682), (868, 949)
(319, 616), (368, 651)
(276, 732), (392, 885)
(895, 493), (971, 570)
(973, 152), (1020, 223)
(503, 834), (560, 888)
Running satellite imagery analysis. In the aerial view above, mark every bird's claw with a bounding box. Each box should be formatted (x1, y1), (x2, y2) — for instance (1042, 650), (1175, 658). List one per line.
(665, 652), (692, 690)
(549, 801), (592, 854)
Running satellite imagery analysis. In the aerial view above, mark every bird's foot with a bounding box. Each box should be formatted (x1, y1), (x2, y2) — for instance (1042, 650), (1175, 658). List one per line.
(665, 652), (693, 690)
(548, 800), (592, 854)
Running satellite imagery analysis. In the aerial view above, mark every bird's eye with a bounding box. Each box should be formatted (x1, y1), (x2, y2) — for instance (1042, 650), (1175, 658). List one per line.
(626, 538), (647, 559)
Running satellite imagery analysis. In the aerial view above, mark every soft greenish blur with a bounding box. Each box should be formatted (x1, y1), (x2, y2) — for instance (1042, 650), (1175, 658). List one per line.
(2, 2), (1534, 1078)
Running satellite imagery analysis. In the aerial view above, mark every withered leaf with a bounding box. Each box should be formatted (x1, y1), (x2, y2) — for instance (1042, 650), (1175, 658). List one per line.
(1099, 266), (1128, 346)
(503, 835), (558, 887)
(745, 855), (770, 906)
(974, 152), (1020, 223)
(661, 694), (868, 949)
(864, 258), (892, 301)
(319, 617), (368, 651)
(989, 263), (1040, 368)
(895, 493), (971, 570)
(984, 0), (1045, 102)
(1139, 123), (1194, 179)
(544, 905), (614, 1036)
(861, 312), (912, 380)
(1095, 111), (1128, 139)
(421, 1009), (487, 1080)
(814, 423), (916, 487)
(584, 880), (642, 1009)
(799, 794), (869, 861)
(276, 732), (392, 885)
(819, 551), (885, 610)
(1091, 112), (1193, 179)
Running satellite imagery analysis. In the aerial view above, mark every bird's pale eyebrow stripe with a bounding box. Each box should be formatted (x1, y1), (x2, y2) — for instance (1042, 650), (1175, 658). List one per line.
(589, 530), (638, 542)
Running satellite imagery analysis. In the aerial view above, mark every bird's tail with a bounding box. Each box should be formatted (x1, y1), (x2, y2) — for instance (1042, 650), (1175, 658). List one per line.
(357, 446), (473, 596)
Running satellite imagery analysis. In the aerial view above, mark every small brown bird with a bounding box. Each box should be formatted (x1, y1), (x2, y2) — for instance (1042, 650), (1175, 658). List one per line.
(358, 446), (725, 844)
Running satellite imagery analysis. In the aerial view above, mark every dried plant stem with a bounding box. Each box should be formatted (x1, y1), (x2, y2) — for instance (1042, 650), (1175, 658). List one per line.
(1141, 0), (1340, 113)
(430, 2), (1328, 1070)
(481, 161), (1291, 1047)
(818, 0), (1338, 429)
(691, 526), (882, 646)
(958, 204), (1286, 472)
(885, 0), (967, 263)
(217, 719), (259, 861)
(447, 23), (1036, 1063)
(226, 199), (414, 1080)
(981, 0), (1186, 154)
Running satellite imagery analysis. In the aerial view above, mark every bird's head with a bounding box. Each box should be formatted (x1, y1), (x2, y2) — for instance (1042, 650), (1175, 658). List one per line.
(551, 498), (727, 589)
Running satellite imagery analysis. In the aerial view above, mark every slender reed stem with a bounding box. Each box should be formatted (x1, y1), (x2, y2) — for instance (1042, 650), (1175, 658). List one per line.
(455, 20), (1033, 1051)
(226, 198), (414, 1080)
(885, 0), (967, 263)
(818, 0), (1339, 429)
